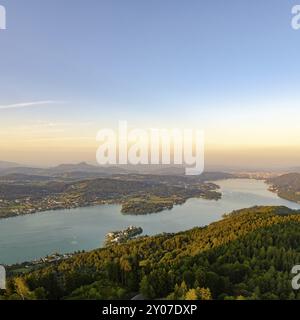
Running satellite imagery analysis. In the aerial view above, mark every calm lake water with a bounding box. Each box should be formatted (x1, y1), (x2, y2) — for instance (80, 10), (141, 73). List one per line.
(1, 179), (300, 265)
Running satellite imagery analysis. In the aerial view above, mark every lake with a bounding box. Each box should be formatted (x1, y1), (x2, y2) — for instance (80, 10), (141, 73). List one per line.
(1, 179), (300, 265)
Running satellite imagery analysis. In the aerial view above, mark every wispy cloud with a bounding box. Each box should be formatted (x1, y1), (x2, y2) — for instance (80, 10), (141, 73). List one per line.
(0, 100), (64, 110)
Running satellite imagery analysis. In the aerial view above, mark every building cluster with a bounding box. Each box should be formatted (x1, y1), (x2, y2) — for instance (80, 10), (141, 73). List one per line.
(105, 226), (143, 245)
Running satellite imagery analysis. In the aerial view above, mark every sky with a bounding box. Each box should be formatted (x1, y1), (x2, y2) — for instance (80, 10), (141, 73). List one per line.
(0, 0), (300, 168)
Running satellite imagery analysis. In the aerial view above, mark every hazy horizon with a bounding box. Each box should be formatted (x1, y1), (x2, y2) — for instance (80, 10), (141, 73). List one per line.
(2, 146), (300, 172)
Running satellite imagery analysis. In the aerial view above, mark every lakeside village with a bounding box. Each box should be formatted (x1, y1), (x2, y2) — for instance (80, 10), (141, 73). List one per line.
(0, 196), (117, 218)
(5, 252), (76, 273)
(31, 252), (75, 265)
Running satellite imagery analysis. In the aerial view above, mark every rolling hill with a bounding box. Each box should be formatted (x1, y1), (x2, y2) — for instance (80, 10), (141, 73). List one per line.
(268, 173), (300, 203)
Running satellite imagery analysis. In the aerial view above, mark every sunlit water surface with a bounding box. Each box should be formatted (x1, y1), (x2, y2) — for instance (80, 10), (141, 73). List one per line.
(1, 179), (300, 264)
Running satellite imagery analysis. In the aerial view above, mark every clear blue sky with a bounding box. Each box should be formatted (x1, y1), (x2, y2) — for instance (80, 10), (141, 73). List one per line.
(0, 0), (300, 166)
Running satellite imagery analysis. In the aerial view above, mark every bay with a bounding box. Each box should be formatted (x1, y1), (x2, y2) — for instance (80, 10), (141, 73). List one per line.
(1, 179), (300, 265)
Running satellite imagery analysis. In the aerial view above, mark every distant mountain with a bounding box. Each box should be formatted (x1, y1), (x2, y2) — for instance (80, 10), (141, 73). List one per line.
(0, 162), (183, 177)
(48, 162), (101, 173)
(0, 161), (234, 180)
(0, 166), (48, 176)
(0, 162), (134, 177)
(0, 161), (19, 169)
(0, 173), (54, 182)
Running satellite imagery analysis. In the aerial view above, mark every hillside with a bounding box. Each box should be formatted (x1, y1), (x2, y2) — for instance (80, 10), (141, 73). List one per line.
(268, 173), (300, 203)
(2, 206), (300, 300)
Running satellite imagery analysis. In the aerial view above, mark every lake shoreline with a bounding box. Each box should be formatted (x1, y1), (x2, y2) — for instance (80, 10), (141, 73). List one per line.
(1, 179), (300, 265)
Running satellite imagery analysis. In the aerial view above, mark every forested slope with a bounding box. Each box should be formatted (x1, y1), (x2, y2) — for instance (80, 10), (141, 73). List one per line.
(2, 206), (300, 300)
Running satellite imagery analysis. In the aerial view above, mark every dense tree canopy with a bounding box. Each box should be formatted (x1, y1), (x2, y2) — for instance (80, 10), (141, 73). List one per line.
(2, 206), (300, 300)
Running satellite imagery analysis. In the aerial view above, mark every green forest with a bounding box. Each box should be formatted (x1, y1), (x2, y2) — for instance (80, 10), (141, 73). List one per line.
(1, 206), (300, 300)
